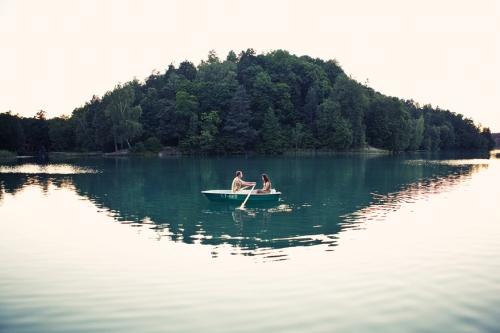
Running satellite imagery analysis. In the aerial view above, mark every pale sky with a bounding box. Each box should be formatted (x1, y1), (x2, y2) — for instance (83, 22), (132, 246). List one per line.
(1, 0), (499, 132)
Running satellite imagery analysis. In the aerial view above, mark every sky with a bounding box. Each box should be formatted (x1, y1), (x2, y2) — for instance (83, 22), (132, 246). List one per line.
(1, 0), (499, 132)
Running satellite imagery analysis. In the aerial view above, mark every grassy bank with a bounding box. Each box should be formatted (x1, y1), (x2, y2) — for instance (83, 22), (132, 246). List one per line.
(47, 146), (392, 157)
(49, 152), (103, 157)
(0, 150), (16, 158)
(284, 147), (390, 155)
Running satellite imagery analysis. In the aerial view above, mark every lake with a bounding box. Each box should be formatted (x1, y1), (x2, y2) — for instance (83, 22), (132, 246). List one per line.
(1, 151), (499, 333)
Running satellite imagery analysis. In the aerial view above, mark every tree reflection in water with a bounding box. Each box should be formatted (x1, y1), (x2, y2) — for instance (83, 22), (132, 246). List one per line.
(0, 154), (489, 262)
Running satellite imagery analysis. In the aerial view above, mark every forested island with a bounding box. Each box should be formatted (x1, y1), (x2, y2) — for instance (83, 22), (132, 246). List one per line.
(0, 49), (496, 156)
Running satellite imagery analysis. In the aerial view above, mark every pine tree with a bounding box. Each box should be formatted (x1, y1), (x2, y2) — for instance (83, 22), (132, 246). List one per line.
(223, 85), (257, 151)
(259, 108), (284, 153)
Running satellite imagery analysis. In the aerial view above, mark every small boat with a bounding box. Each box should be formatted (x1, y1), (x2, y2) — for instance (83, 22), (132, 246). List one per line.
(201, 189), (281, 202)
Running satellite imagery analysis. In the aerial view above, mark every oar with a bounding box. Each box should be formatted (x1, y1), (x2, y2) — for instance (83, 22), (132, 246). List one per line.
(238, 185), (255, 210)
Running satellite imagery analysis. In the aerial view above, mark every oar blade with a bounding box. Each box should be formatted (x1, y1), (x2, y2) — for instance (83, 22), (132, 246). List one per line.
(238, 185), (255, 210)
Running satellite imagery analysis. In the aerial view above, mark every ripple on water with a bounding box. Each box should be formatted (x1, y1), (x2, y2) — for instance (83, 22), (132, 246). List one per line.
(1, 155), (500, 333)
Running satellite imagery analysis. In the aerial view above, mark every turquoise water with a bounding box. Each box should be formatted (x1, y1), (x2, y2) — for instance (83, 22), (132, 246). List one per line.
(1, 152), (499, 332)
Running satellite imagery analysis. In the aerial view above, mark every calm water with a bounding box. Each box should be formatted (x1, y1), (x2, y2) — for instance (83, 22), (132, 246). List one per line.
(1, 152), (499, 333)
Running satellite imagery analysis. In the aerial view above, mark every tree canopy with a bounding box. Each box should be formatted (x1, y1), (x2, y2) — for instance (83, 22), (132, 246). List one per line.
(1, 49), (496, 154)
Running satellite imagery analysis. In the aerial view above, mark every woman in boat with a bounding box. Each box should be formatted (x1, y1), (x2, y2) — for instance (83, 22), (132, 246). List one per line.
(256, 173), (271, 194)
(231, 171), (256, 193)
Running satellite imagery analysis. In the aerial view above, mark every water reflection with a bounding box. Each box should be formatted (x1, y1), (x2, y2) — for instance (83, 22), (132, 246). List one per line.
(342, 161), (489, 227)
(0, 174), (76, 201)
(0, 163), (101, 174)
(0, 154), (491, 260)
(203, 202), (292, 226)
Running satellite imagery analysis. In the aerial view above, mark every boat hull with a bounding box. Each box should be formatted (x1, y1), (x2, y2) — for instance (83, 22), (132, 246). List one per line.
(201, 190), (281, 202)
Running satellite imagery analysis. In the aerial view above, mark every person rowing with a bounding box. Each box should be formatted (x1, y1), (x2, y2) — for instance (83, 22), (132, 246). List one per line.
(231, 170), (256, 193)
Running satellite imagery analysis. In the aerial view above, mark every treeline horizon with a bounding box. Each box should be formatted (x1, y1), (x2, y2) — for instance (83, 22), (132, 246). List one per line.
(0, 49), (496, 154)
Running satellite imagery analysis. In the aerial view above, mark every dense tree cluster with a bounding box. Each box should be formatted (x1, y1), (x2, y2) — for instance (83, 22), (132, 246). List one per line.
(491, 133), (500, 148)
(1, 49), (496, 154)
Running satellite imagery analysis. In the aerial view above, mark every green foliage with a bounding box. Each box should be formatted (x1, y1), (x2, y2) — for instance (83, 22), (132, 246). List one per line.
(178, 109), (224, 155)
(199, 111), (220, 137)
(165, 72), (181, 100)
(197, 111), (222, 155)
(331, 74), (368, 147)
(105, 83), (143, 150)
(223, 85), (257, 151)
(11, 48), (493, 155)
(480, 127), (495, 150)
(425, 125), (441, 150)
(140, 88), (160, 131)
(21, 110), (51, 152)
(0, 149), (16, 158)
(315, 100), (353, 150)
(173, 91), (199, 143)
(49, 115), (76, 152)
(144, 137), (162, 153)
(303, 86), (318, 132)
(177, 61), (197, 81)
(131, 137), (162, 155)
(197, 50), (238, 84)
(251, 72), (276, 128)
(257, 108), (284, 153)
(321, 59), (344, 86)
(439, 122), (455, 150)
(408, 116), (424, 151)
(72, 98), (100, 151)
(90, 96), (114, 152)
(131, 142), (146, 154)
(195, 82), (236, 122)
(274, 83), (297, 125)
(226, 50), (238, 63)
(366, 96), (411, 151)
(290, 123), (306, 149)
(0, 111), (24, 152)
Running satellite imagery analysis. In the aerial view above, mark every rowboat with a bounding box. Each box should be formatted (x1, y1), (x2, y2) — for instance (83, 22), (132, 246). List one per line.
(201, 189), (281, 202)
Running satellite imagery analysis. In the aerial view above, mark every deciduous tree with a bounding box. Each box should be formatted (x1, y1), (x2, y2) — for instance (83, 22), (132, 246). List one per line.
(332, 74), (368, 148)
(315, 99), (353, 150)
(105, 83), (143, 151)
(49, 115), (75, 151)
(173, 91), (199, 143)
(0, 111), (24, 152)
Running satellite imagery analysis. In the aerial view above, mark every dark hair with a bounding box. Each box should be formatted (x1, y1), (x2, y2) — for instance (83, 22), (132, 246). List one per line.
(262, 173), (269, 182)
(236, 171), (242, 177)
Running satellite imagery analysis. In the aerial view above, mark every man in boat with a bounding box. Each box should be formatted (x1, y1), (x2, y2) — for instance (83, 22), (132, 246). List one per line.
(232, 171), (256, 193)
